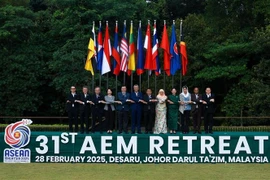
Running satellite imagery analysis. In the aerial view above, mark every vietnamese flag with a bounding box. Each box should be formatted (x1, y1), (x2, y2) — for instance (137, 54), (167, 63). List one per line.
(180, 41), (188, 76)
(160, 22), (171, 76)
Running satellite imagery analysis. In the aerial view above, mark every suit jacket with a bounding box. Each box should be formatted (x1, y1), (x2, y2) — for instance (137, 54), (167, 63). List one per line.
(104, 95), (116, 111)
(91, 93), (105, 112)
(191, 93), (202, 112)
(78, 93), (91, 113)
(130, 92), (143, 110)
(143, 94), (156, 112)
(66, 93), (79, 112)
(202, 93), (216, 114)
(117, 92), (130, 111)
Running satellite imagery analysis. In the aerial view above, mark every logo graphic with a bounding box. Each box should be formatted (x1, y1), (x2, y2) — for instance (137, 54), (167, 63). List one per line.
(173, 43), (178, 55)
(3, 119), (32, 163)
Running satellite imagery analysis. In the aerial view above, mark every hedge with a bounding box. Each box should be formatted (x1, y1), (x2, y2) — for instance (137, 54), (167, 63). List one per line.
(0, 124), (269, 132)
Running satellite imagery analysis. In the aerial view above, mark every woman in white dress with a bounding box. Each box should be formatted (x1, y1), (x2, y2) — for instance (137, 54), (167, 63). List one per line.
(153, 89), (168, 134)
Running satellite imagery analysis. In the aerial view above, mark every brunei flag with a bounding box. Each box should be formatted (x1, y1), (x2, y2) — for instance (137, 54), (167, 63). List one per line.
(127, 21), (136, 76)
(85, 23), (96, 75)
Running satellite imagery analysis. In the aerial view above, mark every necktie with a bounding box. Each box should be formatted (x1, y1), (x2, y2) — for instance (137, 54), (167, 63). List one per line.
(85, 94), (87, 98)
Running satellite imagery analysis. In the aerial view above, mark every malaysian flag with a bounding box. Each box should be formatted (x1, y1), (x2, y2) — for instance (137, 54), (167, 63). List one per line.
(120, 21), (128, 72)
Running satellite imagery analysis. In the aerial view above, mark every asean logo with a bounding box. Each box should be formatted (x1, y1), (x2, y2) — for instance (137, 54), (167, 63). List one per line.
(5, 119), (32, 148)
(3, 119), (32, 163)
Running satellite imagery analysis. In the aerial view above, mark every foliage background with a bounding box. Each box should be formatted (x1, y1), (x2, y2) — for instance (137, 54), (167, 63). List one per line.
(0, 0), (269, 120)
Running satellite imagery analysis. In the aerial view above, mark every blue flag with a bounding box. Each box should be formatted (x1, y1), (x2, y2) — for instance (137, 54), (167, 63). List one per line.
(97, 25), (103, 71)
(170, 24), (181, 75)
(136, 24), (144, 75)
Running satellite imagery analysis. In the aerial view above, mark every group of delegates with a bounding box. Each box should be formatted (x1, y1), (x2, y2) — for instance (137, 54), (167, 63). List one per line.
(66, 85), (215, 134)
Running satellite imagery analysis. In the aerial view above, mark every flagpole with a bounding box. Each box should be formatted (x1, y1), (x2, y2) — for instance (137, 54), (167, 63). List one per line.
(147, 20), (151, 88)
(99, 20), (102, 87)
(180, 19), (183, 90)
(115, 20), (118, 94)
(92, 74), (95, 92)
(123, 20), (126, 85)
(163, 20), (166, 91)
(115, 21), (118, 95)
(130, 20), (134, 92)
(92, 21), (95, 92)
(106, 21), (109, 89)
(154, 20), (157, 95)
(172, 20), (176, 89)
(163, 71), (165, 90)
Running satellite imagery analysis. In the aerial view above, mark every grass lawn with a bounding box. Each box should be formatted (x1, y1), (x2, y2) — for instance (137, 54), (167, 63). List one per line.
(0, 163), (269, 180)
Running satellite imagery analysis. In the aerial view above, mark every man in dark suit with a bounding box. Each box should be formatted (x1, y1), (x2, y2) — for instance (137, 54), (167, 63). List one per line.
(191, 87), (203, 134)
(91, 86), (105, 133)
(117, 86), (132, 134)
(143, 88), (157, 134)
(130, 84), (145, 134)
(202, 87), (216, 134)
(66, 86), (79, 132)
(77, 86), (93, 134)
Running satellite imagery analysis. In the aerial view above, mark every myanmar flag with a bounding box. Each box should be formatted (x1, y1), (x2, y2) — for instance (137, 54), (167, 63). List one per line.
(127, 21), (136, 76)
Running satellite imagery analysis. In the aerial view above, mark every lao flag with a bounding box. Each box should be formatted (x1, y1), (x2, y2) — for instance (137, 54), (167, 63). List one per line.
(170, 23), (181, 75)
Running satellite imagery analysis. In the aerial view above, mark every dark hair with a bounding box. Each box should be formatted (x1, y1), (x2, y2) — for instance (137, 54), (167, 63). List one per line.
(205, 87), (211, 90)
(83, 86), (88, 89)
(107, 88), (113, 93)
(171, 87), (177, 91)
(121, 85), (127, 88)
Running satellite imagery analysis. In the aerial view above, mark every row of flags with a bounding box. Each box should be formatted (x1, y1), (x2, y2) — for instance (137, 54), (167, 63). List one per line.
(85, 20), (188, 77)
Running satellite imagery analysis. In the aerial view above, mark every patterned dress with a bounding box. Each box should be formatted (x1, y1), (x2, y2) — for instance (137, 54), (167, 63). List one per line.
(154, 96), (168, 134)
